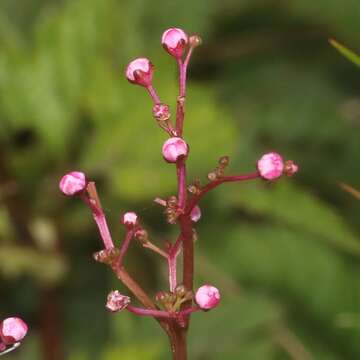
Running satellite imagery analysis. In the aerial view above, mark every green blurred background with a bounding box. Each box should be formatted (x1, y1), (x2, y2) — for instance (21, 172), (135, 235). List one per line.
(1, 0), (360, 359)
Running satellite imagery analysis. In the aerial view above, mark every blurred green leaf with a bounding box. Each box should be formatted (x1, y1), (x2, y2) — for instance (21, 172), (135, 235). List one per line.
(220, 181), (360, 254)
(329, 38), (360, 67)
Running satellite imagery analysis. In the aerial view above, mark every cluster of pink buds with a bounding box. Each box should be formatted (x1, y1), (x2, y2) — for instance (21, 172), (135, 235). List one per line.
(60, 27), (298, 359)
(0, 317), (28, 355)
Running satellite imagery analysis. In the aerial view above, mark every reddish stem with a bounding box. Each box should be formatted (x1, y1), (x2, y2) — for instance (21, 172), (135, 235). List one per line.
(127, 305), (173, 318)
(117, 229), (135, 267)
(176, 158), (187, 210)
(179, 216), (194, 298)
(168, 253), (177, 292)
(180, 306), (200, 316)
(147, 85), (161, 104)
(186, 172), (260, 215)
(175, 59), (186, 136)
(82, 183), (114, 249)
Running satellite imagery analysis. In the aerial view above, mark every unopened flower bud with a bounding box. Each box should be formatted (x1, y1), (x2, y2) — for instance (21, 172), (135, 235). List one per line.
(93, 247), (120, 265)
(161, 28), (188, 58)
(207, 171), (217, 181)
(195, 284), (221, 310)
(59, 171), (86, 196)
(167, 196), (178, 207)
(219, 156), (229, 167)
(153, 103), (170, 121)
(190, 205), (201, 222)
(174, 284), (187, 298)
(106, 290), (130, 312)
(155, 291), (170, 304)
(121, 212), (138, 227)
(189, 35), (202, 48)
(125, 58), (154, 87)
(0, 317), (28, 345)
(134, 229), (149, 244)
(257, 152), (284, 180)
(284, 160), (299, 177)
(187, 184), (198, 194)
(0, 342), (5, 351)
(162, 137), (189, 163)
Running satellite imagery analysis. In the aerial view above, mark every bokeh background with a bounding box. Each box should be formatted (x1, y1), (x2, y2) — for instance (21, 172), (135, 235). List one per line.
(1, 0), (360, 359)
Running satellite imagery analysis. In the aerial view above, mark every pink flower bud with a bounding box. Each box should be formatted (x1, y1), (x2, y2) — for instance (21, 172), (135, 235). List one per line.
(195, 284), (221, 310)
(125, 58), (154, 87)
(161, 28), (188, 58)
(106, 290), (131, 312)
(162, 137), (189, 163)
(0, 342), (6, 351)
(0, 317), (28, 345)
(59, 171), (86, 196)
(257, 152), (284, 180)
(121, 212), (138, 227)
(190, 205), (201, 222)
(284, 160), (299, 177)
(153, 103), (170, 121)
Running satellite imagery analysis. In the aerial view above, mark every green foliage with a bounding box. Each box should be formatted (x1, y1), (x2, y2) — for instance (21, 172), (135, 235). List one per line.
(330, 38), (360, 67)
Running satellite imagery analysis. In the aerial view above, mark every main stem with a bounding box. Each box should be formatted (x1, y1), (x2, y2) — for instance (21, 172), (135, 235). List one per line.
(169, 326), (187, 360)
(168, 50), (196, 360)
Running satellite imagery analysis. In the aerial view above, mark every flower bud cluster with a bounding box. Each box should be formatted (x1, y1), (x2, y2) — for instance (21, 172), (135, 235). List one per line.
(156, 284), (193, 312)
(207, 156), (230, 181)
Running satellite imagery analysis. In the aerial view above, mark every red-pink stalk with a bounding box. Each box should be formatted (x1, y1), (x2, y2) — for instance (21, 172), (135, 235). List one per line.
(186, 172), (261, 215)
(117, 229), (135, 267)
(127, 305), (173, 318)
(147, 85), (161, 104)
(168, 254), (177, 292)
(176, 158), (187, 210)
(81, 184), (114, 249)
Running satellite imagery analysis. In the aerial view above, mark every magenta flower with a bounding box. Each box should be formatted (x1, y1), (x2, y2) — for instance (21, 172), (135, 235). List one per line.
(0, 317), (28, 345)
(257, 152), (284, 180)
(125, 58), (154, 87)
(195, 285), (221, 310)
(162, 137), (189, 163)
(106, 291), (131, 313)
(161, 28), (188, 58)
(121, 212), (138, 227)
(59, 171), (86, 196)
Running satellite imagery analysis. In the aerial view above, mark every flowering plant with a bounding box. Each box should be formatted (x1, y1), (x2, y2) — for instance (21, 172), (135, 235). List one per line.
(59, 27), (297, 359)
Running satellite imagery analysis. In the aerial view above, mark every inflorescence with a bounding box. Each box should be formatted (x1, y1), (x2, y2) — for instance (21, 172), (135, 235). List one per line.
(59, 27), (298, 358)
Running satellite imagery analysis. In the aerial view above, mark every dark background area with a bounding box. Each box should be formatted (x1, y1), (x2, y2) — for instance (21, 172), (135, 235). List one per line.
(0, 0), (359, 359)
